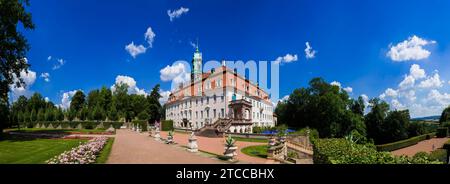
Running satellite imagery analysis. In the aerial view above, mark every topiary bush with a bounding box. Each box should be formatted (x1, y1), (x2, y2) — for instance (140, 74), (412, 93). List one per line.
(161, 120), (174, 131)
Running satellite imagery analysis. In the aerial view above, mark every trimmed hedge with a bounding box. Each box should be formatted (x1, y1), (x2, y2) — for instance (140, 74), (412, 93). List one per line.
(22, 121), (123, 130)
(376, 132), (436, 152)
(313, 138), (442, 164)
(132, 120), (148, 132)
(161, 120), (174, 131)
(436, 127), (448, 138)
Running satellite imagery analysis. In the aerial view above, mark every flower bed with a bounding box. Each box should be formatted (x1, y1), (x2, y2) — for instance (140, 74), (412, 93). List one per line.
(47, 137), (108, 164)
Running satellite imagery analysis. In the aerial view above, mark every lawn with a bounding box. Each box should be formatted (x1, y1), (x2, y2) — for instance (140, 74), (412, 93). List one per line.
(95, 138), (115, 164)
(232, 137), (268, 143)
(0, 134), (87, 164)
(8, 128), (108, 134)
(241, 145), (268, 159)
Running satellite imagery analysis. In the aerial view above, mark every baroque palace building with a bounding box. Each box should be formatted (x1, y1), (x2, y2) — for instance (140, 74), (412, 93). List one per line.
(165, 47), (275, 134)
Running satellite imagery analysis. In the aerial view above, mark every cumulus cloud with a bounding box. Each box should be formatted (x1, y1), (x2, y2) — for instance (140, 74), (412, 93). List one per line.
(167, 7), (190, 21)
(330, 81), (341, 88)
(160, 63), (189, 82)
(418, 72), (444, 88)
(40, 72), (50, 82)
(44, 97), (50, 102)
(305, 42), (317, 59)
(274, 54), (298, 65)
(159, 89), (171, 104)
(387, 35), (436, 62)
(58, 90), (79, 109)
(10, 68), (37, 99)
(47, 56), (52, 61)
(125, 42), (147, 58)
(377, 64), (450, 117)
(111, 75), (147, 96)
(343, 87), (353, 93)
(145, 27), (156, 47)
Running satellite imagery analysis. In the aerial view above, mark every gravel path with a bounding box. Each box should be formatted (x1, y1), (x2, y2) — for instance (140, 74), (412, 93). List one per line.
(106, 129), (224, 164)
(159, 131), (278, 164)
(391, 137), (449, 157)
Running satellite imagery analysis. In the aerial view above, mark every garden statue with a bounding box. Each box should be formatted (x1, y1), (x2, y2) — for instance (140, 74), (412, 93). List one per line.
(166, 131), (175, 144)
(154, 127), (161, 141)
(187, 131), (198, 152)
(223, 135), (237, 160)
(106, 124), (115, 133)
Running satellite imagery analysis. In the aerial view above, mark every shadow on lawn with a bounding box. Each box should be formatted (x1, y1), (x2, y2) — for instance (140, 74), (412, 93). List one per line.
(0, 132), (69, 142)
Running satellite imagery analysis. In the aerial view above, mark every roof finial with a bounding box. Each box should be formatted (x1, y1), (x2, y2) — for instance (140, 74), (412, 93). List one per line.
(196, 38), (199, 52)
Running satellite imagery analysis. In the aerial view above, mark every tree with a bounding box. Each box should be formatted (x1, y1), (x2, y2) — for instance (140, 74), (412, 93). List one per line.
(364, 98), (389, 144)
(91, 105), (105, 122)
(45, 108), (54, 121)
(108, 103), (119, 121)
(274, 78), (365, 138)
(70, 90), (85, 113)
(382, 110), (410, 143)
(147, 84), (162, 123)
(350, 96), (366, 116)
(37, 108), (45, 121)
(440, 106), (450, 124)
(67, 108), (76, 121)
(0, 0), (35, 137)
(78, 106), (89, 121)
(30, 109), (37, 122)
(137, 111), (149, 121)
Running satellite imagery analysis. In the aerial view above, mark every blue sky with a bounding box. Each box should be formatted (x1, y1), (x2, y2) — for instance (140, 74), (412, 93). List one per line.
(11, 0), (450, 118)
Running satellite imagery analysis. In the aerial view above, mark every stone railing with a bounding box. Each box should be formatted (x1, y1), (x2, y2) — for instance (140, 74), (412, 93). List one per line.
(267, 143), (287, 161)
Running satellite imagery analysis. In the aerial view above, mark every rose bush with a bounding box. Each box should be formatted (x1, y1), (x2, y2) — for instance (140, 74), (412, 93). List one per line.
(47, 137), (108, 164)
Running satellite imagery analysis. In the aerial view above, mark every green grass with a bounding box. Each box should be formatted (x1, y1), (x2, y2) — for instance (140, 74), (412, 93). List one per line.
(232, 137), (268, 143)
(95, 138), (115, 164)
(9, 128), (108, 134)
(0, 134), (87, 164)
(241, 145), (268, 159)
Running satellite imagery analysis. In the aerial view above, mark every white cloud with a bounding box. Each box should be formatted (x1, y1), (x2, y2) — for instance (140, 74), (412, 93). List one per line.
(160, 63), (188, 82)
(159, 89), (171, 104)
(167, 7), (190, 21)
(10, 68), (37, 99)
(391, 99), (406, 110)
(145, 27), (156, 47)
(426, 89), (450, 106)
(125, 42), (147, 58)
(305, 42), (317, 59)
(387, 35), (436, 61)
(418, 72), (444, 88)
(343, 87), (353, 93)
(361, 94), (370, 106)
(377, 64), (450, 117)
(59, 90), (79, 109)
(40, 72), (50, 82)
(190, 41), (198, 49)
(330, 81), (341, 88)
(409, 64), (426, 79)
(44, 97), (49, 102)
(274, 54), (298, 65)
(111, 75), (147, 96)
(380, 88), (398, 99)
(48, 58), (66, 70)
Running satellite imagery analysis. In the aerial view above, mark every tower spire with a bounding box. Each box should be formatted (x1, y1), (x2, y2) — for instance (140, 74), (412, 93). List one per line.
(196, 38), (199, 52)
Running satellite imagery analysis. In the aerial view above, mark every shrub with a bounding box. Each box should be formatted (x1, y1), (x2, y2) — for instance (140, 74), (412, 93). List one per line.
(376, 133), (436, 152)
(313, 138), (442, 164)
(81, 121), (100, 129)
(161, 120), (173, 131)
(436, 127), (448, 138)
(429, 149), (447, 163)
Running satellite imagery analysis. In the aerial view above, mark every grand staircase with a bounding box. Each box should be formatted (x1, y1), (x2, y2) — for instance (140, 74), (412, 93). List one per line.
(195, 118), (232, 137)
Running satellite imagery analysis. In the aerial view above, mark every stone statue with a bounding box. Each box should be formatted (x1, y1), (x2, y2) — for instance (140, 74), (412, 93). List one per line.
(187, 131), (198, 152)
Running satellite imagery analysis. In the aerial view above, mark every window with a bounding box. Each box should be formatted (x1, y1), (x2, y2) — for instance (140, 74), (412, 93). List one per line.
(207, 97), (209, 104)
(196, 111), (198, 119)
(201, 111), (203, 119)
(213, 109), (216, 118)
(206, 110), (209, 118)
(221, 109), (224, 118)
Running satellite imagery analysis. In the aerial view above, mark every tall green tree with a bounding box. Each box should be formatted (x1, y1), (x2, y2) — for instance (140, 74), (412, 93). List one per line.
(70, 90), (85, 114)
(37, 108), (45, 121)
(364, 98), (390, 144)
(274, 78), (365, 138)
(440, 106), (450, 124)
(0, 0), (35, 137)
